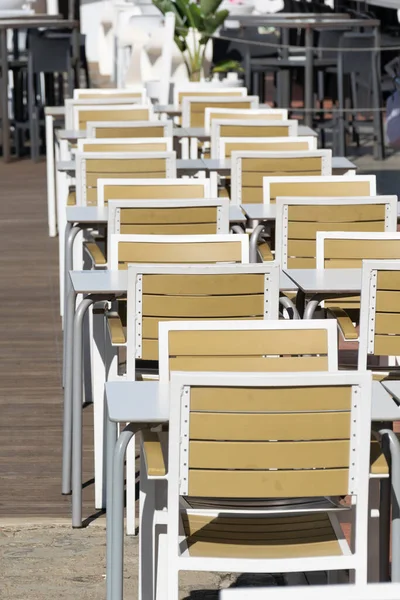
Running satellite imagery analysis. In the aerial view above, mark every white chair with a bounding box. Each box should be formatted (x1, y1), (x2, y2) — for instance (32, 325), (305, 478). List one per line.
(182, 96), (259, 128)
(76, 137), (173, 153)
(149, 368), (372, 599)
(218, 135), (317, 159)
(86, 120), (173, 138)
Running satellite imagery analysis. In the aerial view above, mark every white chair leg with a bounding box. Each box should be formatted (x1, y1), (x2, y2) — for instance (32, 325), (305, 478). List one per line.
(368, 478), (381, 582)
(92, 307), (107, 508)
(156, 530), (170, 600)
(45, 114), (57, 237)
(139, 450), (156, 600)
(126, 436), (137, 535)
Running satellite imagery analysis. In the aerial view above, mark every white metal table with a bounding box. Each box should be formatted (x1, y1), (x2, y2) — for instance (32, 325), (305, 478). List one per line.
(284, 268), (362, 318)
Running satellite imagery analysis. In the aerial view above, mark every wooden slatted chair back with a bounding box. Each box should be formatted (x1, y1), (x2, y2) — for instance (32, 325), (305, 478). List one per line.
(97, 177), (215, 207)
(109, 233), (249, 271)
(73, 104), (154, 130)
(75, 152), (177, 206)
(126, 264), (280, 369)
(108, 198), (230, 236)
(359, 260), (400, 367)
(73, 89), (147, 102)
(263, 175), (376, 204)
(219, 136), (316, 159)
(86, 120), (172, 139)
(276, 196), (398, 270)
(231, 150), (332, 204)
(205, 108), (288, 135)
(182, 96), (259, 128)
(78, 138), (172, 153)
(174, 85), (248, 107)
(159, 320), (338, 380)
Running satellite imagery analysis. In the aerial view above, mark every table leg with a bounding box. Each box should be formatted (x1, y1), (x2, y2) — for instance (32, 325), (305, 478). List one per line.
(62, 282), (76, 495)
(72, 296), (95, 528)
(304, 27), (314, 129)
(110, 423), (147, 600)
(46, 115), (57, 237)
(303, 295), (324, 320)
(106, 412), (117, 600)
(379, 429), (400, 582)
(249, 223), (265, 263)
(0, 28), (10, 162)
(295, 289), (306, 318)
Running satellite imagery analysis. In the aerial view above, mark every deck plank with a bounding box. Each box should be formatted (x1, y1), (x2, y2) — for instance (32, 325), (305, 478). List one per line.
(0, 161), (95, 520)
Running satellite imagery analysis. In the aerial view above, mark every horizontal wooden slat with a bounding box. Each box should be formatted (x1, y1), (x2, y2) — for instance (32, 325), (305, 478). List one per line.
(325, 259), (363, 268)
(186, 526), (335, 542)
(242, 157), (322, 173)
(377, 271), (400, 291)
(84, 142), (168, 152)
(141, 316), (261, 339)
(287, 257), (316, 268)
(120, 223), (216, 234)
(120, 206), (217, 224)
(191, 101), (252, 112)
(241, 187), (263, 203)
(183, 513), (330, 531)
(86, 158), (167, 173)
(143, 293), (264, 317)
(87, 171), (166, 187)
(376, 291), (400, 312)
(324, 239), (400, 260)
(225, 141), (309, 157)
(287, 240), (315, 257)
(189, 440), (350, 469)
(288, 221), (383, 238)
(142, 274), (264, 295)
(375, 313), (400, 334)
(185, 538), (342, 558)
(179, 91), (244, 102)
(212, 112), (284, 123)
(96, 127), (164, 138)
(169, 355), (328, 372)
(118, 241), (242, 264)
(221, 125), (289, 137)
(374, 334), (400, 356)
(103, 184), (206, 202)
(269, 180), (372, 202)
(188, 468), (349, 497)
(189, 411), (350, 441)
(190, 385), (352, 412)
(169, 329), (328, 356)
(288, 204), (386, 222)
(78, 108), (150, 128)
(76, 91), (142, 99)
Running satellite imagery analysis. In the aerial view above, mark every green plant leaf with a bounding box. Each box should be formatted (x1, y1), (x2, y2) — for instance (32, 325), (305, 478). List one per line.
(200, 0), (224, 16)
(203, 9), (229, 34)
(175, 0), (196, 28)
(174, 34), (187, 52)
(188, 3), (206, 31)
(212, 59), (244, 73)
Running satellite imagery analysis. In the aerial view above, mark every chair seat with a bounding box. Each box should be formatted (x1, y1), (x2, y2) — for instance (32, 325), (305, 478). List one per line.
(181, 513), (344, 559)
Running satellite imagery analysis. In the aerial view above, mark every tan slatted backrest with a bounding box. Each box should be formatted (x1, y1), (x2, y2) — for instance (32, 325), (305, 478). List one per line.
(185, 381), (352, 498)
(208, 110), (285, 125)
(178, 89), (245, 105)
(75, 91), (144, 100)
(137, 272), (269, 361)
(223, 138), (311, 158)
(94, 125), (166, 138)
(101, 181), (208, 205)
(321, 237), (400, 270)
(266, 178), (374, 204)
(77, 107), (151, 130)
(285, 203), (388, 269)
(220, 123), (292, 138)
(189, 100), (255, 128)
(79, 153), (174, 206)
(233, 151), (331, 204)
(167, 327), (330, 373)
(117, 240), (243, 269)
(80, 141), (169, 152)
(374, 269), (400, 355)
(118, 205), (220, 236)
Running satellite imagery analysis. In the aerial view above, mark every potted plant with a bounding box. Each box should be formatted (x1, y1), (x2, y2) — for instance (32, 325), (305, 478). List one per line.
(151, 0), (236, 81)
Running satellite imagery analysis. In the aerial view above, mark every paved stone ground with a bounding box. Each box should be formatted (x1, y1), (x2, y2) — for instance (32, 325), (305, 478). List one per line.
(0, 523), (280, 600)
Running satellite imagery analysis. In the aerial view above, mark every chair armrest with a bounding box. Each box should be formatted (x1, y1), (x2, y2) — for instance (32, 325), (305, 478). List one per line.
(370, 438), (389, 477)
(106, 313), (126, 345)
(83, 241), (107, 267)
(67, 189), (76, 206)
(142, 431), (167, 477)
(326, 306), (358, 341)
(258, 241), (274, 262)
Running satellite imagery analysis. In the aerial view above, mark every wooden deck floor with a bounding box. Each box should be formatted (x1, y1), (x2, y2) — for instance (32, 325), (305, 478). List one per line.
(0, 160), (95, 520)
